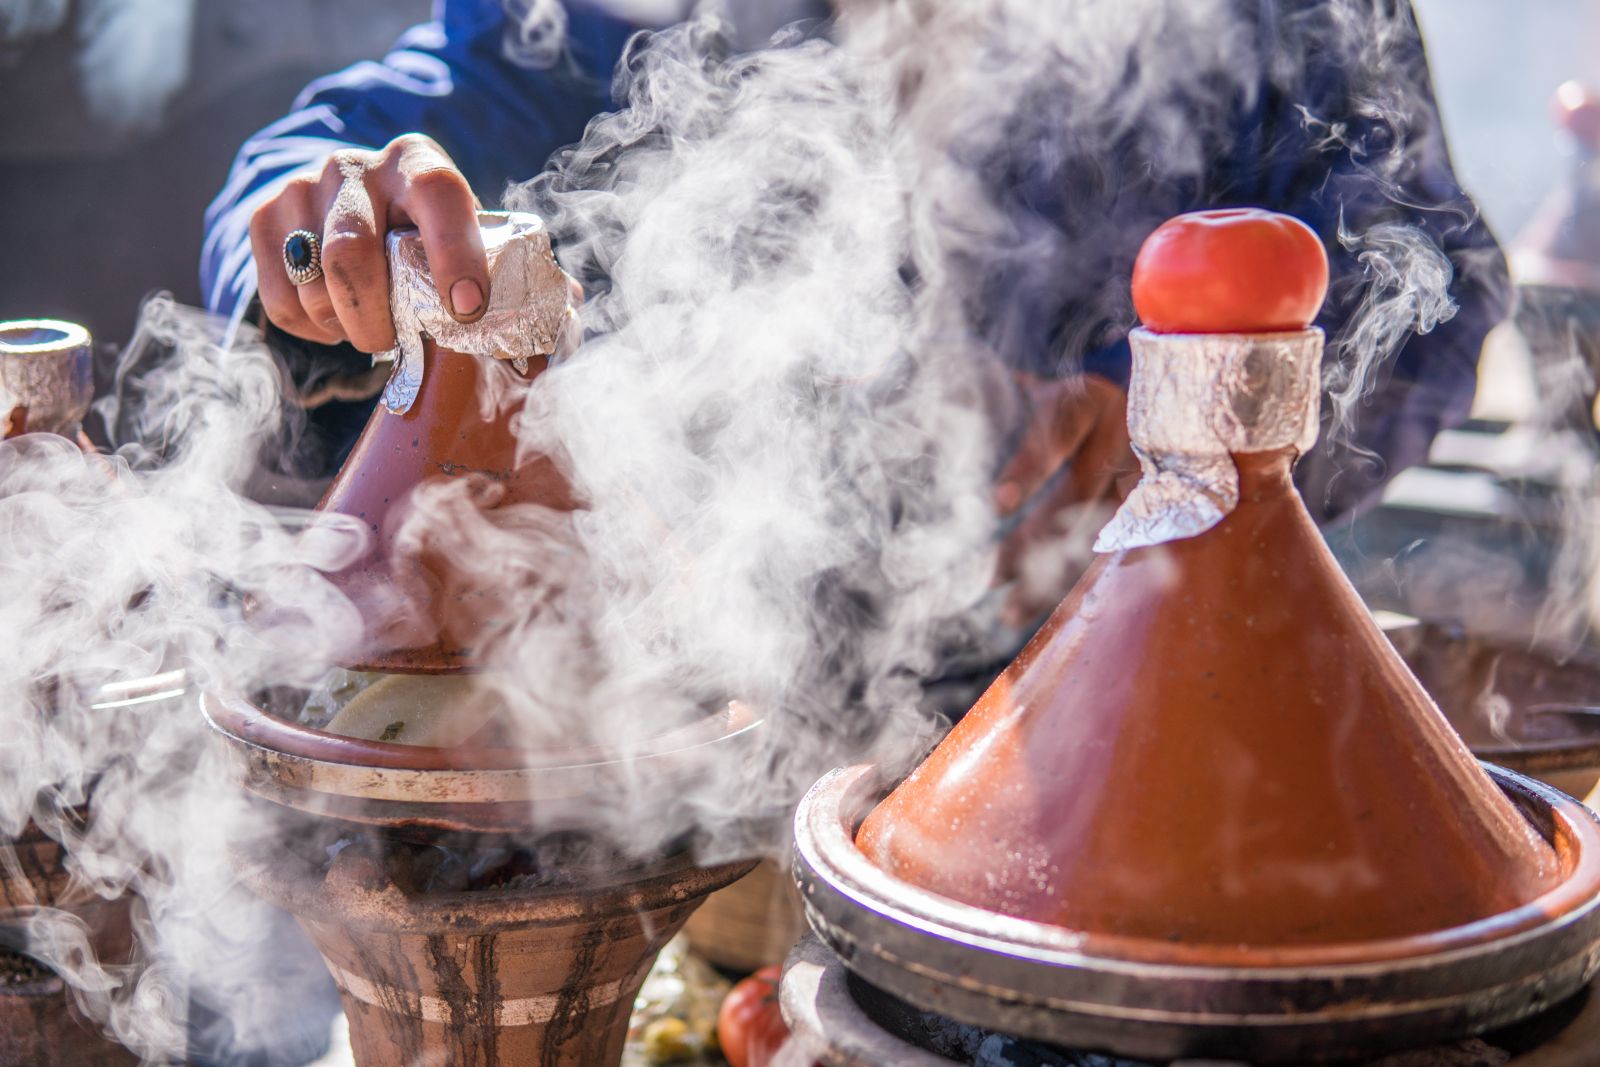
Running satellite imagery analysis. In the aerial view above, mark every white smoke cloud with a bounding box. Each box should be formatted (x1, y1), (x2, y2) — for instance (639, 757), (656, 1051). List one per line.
(74, 0), (197, 133)
(0, 297), (360, 1060)
(0, 0), (1516, 1060)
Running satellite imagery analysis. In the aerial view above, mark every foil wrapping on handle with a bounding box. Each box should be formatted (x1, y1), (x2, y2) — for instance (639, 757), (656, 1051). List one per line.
(1094, 327), (1322, 553)
(379, 211), (575, 414)
(0, 319), (94, 439)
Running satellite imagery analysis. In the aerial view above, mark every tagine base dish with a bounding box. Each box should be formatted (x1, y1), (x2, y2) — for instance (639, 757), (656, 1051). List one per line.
(792, 764), (1600, 1064)
(780, 935), (1600, 1067)
(201, 690), (762, 833)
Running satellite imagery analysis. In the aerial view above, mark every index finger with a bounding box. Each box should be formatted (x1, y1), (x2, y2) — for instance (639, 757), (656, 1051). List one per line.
(995, 376), (1102, 516)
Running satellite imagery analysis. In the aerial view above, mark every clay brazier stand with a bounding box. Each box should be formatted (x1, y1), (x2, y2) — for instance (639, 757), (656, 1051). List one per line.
(240, 840), (751, 1067)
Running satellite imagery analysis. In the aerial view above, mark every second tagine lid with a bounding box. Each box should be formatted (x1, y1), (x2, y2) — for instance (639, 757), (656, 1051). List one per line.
(317, 211), (580, 674)
(856, 209), (1562, 950)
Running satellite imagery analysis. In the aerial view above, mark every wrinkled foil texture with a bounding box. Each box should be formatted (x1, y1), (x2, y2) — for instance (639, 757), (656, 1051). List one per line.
(1094, 327), (1322, 553)
(379, 211), (575, 414)
(0, 318), (94, 437)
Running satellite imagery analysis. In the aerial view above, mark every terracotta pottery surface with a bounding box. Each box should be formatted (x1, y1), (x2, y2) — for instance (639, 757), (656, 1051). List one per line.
(858, 449), (1563, 947)
(796, 761), (1600, 1060)
(1, 819), (74, 912)
(0, 951), (139, 1067)
(320, 340), (578, 673)
(1, 819), (136, 959)
(2, 821), (139, 1067)
(238, 841), (754, 1067)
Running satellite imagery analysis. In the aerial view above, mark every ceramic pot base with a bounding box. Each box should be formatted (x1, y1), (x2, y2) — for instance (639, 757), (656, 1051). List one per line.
(780, 936), (1600, 1067)
(794, 763), (1600, 1064)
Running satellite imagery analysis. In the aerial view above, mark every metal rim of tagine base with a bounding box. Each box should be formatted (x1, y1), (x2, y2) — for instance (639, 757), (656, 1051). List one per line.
(792, 763), (1600, 1064)
(200, 692), (764, 834)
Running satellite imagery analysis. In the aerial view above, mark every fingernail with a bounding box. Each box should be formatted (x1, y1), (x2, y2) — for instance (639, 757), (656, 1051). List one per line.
(450, 279), (483, 318)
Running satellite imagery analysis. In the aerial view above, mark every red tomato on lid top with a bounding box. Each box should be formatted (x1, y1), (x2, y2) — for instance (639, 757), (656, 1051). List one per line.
(1131, 208), (1329, 335)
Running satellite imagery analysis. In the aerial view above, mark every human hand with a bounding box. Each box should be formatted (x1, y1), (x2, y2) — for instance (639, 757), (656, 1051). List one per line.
(249, 134), (489, 353)
(993, 373), (1136, 627)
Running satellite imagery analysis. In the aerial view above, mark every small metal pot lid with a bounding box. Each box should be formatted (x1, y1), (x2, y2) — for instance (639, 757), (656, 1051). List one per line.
(793, 763), (1600, 1064)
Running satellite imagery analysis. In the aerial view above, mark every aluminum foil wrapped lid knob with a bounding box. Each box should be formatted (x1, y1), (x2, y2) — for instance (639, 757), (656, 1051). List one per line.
(0, 319), (93, 439)
(1096, 209), (1330, 552)
(379, 211), (575, 414)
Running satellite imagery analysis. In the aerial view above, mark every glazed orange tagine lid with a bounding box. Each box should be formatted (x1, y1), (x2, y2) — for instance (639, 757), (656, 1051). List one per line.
(318, 211), (579, 673)
(857, 208), (1564, 949)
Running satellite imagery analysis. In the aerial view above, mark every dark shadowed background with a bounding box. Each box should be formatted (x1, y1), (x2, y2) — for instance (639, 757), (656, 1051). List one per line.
(0, 0), (429, 345)
(0, 0), (1597, 351)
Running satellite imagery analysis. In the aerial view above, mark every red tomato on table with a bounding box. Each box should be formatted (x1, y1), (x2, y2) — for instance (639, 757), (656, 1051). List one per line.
(1131, 208), (1329, 334)
(718, 965), (790, 1067)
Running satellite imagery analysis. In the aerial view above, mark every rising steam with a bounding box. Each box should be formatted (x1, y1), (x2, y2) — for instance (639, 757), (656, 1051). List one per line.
(0, 0), (1512, 1060)
(0, 299), (357, 1060)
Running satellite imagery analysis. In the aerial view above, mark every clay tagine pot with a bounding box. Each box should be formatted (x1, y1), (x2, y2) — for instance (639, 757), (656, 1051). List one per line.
(859, 208), (1563, 945)
(793, 209), (1600, 1062)
(208, 213), (764, 1067)
(0, 318), (94, 439)
(318, 211), (578, 673)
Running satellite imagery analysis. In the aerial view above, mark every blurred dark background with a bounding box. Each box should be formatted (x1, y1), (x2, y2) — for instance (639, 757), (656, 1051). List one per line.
(0, 0), (1597, 355)
(0, 0), (429, 347)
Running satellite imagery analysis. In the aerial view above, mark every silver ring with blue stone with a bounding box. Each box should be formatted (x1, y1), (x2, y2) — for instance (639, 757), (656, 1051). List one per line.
(282, 229), (323, 286)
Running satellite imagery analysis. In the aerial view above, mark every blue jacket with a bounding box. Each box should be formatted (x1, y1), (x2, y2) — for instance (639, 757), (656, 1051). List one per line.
(201, 0), (640, 321)
(202, 0), (1509, 520)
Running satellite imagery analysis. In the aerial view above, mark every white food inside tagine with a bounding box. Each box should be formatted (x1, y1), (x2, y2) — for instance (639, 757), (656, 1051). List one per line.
(322, 673), (507, 747)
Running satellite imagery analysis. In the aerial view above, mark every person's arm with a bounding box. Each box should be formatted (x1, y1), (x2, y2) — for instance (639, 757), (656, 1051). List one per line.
(1069, 1), (1506, 524)
(1229, 0), (1512, 522)
(201, 0), (640, 330)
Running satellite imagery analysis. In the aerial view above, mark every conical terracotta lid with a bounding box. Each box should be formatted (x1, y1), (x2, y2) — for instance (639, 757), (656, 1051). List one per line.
(858, 209), (1563, 948)
(1513, 82), (1600, 291)
(318, 212), (579, 673)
